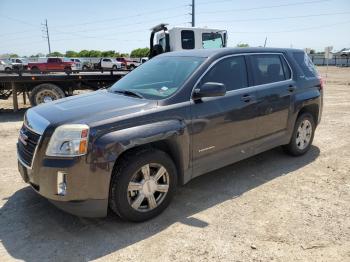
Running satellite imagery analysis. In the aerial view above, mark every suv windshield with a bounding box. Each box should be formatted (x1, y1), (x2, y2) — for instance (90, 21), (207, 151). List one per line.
(109, 56), (205, 99)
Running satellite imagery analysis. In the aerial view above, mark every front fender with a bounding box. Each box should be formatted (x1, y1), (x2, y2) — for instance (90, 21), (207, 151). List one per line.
(92, 119), (189, 169)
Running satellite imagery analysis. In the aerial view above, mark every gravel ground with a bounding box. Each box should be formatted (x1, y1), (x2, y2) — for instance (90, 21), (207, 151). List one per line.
(0, 67), (349, 261)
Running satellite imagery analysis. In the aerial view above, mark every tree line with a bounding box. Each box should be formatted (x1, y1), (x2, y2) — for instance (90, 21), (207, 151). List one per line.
(5, 48), (151, 59)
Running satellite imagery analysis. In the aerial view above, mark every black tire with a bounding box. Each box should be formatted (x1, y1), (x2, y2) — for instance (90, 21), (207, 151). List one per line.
(109, 148), (177, 222)
(82, 65), (88, 70)
(29, 83), (65, 106)
(5, 67), (12, 74)
(283, 112), (315, 156)
(64, 67), (72, 75)
(112, 65), (117, 70)
(129, 64), (136, 70)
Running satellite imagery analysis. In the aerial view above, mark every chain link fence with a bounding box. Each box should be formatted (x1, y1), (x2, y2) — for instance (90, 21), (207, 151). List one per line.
(309, 54), (350, 67)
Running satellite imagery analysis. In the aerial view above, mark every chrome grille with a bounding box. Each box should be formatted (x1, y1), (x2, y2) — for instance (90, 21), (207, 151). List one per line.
(17, 124), (41, 168)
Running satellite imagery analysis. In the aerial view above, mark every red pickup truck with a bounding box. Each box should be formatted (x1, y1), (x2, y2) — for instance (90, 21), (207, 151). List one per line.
(28, 57), (75, 73)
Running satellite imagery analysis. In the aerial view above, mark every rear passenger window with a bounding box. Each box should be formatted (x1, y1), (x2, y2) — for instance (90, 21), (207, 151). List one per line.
(201, 56), (248, 91)
(250, 54), (289, 85)
(181, 30), (195, 49)
(292, 52), (318, 78)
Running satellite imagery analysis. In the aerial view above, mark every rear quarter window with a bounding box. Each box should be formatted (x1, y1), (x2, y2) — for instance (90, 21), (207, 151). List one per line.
(292, 52), (318, 78)
(250, 54), (290, 85)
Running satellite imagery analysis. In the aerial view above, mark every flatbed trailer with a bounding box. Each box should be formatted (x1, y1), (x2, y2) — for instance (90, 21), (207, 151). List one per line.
(0, 69), (128, 111)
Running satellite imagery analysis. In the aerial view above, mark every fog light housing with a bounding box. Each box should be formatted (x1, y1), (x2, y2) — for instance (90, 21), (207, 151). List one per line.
(57, 171), (67, 196)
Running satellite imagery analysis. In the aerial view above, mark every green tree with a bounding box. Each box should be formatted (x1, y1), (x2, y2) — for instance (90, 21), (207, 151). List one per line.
(130, 47), (149, 58)
(101, 50), (115, 57)
(47, 51), (64, 57)
(30, 53), (45, 58)
(114, 52), (129, 58)
(65, 50), (78, 57)
(78, 50), (90, 57)
(88, 50), (102, 57)
(236, 43), (249, 48)
(9, 54), (19, 58)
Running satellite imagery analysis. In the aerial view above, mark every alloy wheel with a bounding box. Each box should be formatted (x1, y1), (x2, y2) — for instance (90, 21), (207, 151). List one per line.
(127, 163), (169, 212)
(296, 119), (312, 150)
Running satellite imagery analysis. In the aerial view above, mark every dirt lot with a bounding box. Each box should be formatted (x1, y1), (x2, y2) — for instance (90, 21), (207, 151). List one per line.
(0, 67), (349, 261)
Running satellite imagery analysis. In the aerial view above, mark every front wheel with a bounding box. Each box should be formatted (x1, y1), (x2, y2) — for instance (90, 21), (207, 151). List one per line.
(109, 149), (177, 222)
(283, 113), (315, 156)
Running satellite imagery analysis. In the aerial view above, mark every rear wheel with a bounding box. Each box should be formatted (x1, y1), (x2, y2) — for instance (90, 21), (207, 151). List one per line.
(112, 65), (117, 70)
(30, 83), (65, 106)
(283, 112), (315, 156)
(5, 67), (12, 73)
(109, 149), (177, 222)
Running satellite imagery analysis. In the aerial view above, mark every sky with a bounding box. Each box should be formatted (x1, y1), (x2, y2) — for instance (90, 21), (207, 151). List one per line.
(0, 0), (350, 56)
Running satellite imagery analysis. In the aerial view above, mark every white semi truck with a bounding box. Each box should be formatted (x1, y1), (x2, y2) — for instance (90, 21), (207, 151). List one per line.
(149, 23), (227, 58)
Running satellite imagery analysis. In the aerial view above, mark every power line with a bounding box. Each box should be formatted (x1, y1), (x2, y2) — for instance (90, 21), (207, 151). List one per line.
(197, 0), (234, 5)
(0, 29), (39, 37)
(200, 0), (333, 15)
(200, 11), (350, 23)
(226, 19), (350, 34)
(0, 14), (40, 28)
(54, 4), (187, 28)
(4, 10), (348, 43)
(50, 14), (187, 36)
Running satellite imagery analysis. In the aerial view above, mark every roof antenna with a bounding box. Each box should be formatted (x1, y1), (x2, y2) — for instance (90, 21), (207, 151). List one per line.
(264, 36), (267, 47)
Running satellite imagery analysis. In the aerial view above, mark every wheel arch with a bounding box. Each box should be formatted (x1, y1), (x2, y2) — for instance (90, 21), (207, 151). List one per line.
(112, 139), (185, 185)
(93, 120), (190, 186)
(297, 104), (319, 126)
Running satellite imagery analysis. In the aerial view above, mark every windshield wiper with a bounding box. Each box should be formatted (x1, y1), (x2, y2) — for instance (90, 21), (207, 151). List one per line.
(113, 89), (144, 99)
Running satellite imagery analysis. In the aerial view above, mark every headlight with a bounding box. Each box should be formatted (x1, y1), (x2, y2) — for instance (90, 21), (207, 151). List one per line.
(46, 124), (89, 157)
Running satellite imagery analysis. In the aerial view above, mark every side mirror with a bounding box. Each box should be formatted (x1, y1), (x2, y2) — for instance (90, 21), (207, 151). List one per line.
(193, 82), (226, 100)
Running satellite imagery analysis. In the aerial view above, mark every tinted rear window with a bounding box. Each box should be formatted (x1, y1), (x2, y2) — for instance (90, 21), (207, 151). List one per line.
(292, 52), (318, 78)
(250, 54), (290, 85)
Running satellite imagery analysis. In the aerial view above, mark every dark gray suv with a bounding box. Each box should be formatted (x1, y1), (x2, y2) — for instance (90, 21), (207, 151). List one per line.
(17, 48), (323, 221)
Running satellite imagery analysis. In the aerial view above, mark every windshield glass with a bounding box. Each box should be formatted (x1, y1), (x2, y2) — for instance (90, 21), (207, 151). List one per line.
(109, 56), (205, 100)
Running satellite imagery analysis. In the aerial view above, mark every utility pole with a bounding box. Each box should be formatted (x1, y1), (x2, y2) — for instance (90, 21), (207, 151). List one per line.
(190, 0), (195, 27)
(42, 19), (51, 54)
(264, 36), (267, 47)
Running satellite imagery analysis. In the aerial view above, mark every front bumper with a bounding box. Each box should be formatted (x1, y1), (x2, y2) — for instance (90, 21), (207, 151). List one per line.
(49, 198), (108, 217)
(17, 157), (110, 217)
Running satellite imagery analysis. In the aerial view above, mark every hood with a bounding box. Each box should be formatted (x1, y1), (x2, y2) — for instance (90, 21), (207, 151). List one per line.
(30, 90), (156, 127)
